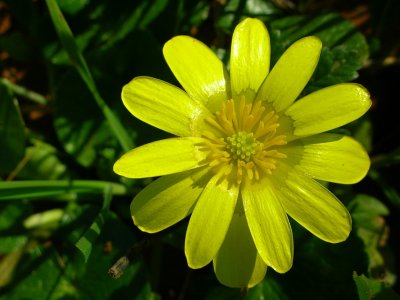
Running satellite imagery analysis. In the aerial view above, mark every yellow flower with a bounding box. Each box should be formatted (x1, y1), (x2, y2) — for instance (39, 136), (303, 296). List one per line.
(114, 18), (371, 288)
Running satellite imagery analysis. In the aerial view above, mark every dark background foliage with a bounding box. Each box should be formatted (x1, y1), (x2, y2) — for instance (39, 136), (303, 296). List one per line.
(0, 0), (399, 299)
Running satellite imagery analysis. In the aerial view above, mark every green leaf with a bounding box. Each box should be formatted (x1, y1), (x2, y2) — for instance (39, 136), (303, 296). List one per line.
(267, 12), (369, 91)
(46, 24), (100, 66)
(348, 194), (390, 276)
(1, 210), (156, 299)
(216, 0), (282, 32)
(352, 118), (373, 153)
(74, 211), (106, 262)
(279, 224), (369, 299)
(15, 141), (68, 180)
(75, 186), (112, 263)
(93, 0), (168, 48)
(53, 70), (117, 167)
(353, 273), (400, 300)
(0, 84), (26, 174)
(245, 277), (289, 300)
(0, 243), (62, 299)
(0, 204), (31, 253)
(0, 32), (33, 61)
(52, 29), (168, 169)
(54, 212), (156, 299)
(23, 209), (64, 230)
(45, 0), (133, 152)
(217, 8), (368, 94)
(0, 203), (31, 231)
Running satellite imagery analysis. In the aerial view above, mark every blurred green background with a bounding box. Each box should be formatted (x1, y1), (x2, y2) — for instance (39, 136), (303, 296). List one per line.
(0, 0), (399, 299)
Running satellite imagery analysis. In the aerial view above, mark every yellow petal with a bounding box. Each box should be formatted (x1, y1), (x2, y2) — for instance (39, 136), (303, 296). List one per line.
(286, 83), (371, 136)
(214, 201), (267, 288)
(122, 77), (212, 137)
(284, 134), (370, 184)
(163, 36), (230, 112)
(185, 177), (238, 269)
(242, 181), (293, 273)
(256, 36), (322, 112)
(277, 167), (352, 243)
(131, 169), (208, 233)
(113, 137), (207, 178)
(230, 18), (270, 101)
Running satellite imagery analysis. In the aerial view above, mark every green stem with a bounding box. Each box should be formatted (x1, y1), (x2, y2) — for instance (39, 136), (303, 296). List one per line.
(0, 78), (48, 105)
(0, 180), (128, 201)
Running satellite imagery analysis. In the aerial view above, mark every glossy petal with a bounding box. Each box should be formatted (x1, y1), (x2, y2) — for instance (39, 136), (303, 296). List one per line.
(122, 77), (212, 137)
(214, 202), (267, 288)
(277, 167), (351, 243)
(284, 134), (370, 184)
(163, 36), (230, 112)
(256, 36), (322, 112)
(242, 182), (293, 273)
(185, 177), (238, 269)
(131, 169), (207, 233)
(113, 137), (207, 178)
(230, 18), (270, 101)
(286, 83), (371, 136)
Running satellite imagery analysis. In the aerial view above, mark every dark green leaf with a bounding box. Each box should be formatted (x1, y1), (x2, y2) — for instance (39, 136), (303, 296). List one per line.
(0, 32), (33, 61)
(246, 277), (290, 300)
(216, 0), (282, 32)
(279, 226), (368, 299)
(52, 29), (169, 170)
(352, 118), (373, 153)
(369, 170), (400, 209)
(0, 204), (31, 253)
(267, 12), (369, 91)
(0, 84), (26, 174)
(372, 147), (400, 168)
(1, 211), (156, 299)
(45, 0), (133, 152)
(54, 212), (156, 299)
(348, 194), (391, 278)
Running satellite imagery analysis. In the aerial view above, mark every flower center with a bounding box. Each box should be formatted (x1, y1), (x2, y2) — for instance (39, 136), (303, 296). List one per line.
(200, 97), (287, 185)
(226, 132), (257, 162)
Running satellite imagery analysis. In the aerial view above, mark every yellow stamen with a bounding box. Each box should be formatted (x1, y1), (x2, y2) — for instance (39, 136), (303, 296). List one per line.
(201, 99), (287, 185)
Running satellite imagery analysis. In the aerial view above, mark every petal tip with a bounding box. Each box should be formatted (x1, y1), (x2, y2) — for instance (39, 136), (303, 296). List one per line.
(296, 35), (323, 53)
(239, 17), (266, 28)
(185, 249), (209, 270)
(113, 159), (126, 177)
(267, 258), (293, 274)
(354, 84), (372, 110)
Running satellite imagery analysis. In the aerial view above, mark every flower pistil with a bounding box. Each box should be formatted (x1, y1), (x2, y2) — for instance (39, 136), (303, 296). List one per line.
(200, 97), (287, 184)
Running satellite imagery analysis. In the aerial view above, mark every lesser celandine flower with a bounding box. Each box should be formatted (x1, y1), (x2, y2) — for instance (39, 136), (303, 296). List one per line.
(114, 18), (370, 287)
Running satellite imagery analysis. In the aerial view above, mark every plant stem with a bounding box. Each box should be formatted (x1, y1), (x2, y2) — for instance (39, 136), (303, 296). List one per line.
(0, 78), (48, 105)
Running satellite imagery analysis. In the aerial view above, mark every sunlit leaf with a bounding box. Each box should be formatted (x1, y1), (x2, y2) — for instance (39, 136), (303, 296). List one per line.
(15, 141), (68, 180)
(75, 186), (112, 263)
